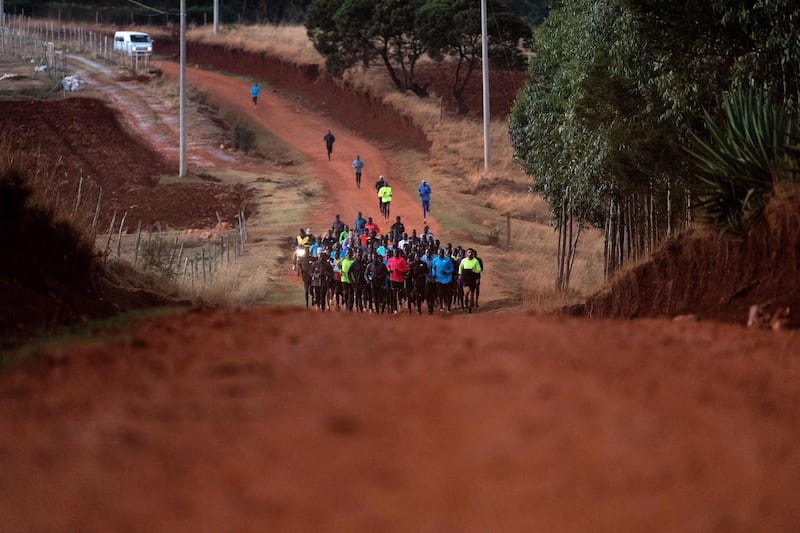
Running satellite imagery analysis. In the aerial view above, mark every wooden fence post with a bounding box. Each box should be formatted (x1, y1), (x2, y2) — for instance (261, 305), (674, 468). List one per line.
(116, 211), (127, 260)
(104, 210), (117, 264)
(133, 221), (142, 266)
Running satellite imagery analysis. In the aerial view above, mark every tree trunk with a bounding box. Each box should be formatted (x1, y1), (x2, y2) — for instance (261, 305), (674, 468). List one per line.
(647, 191), (654, 256)
(564, 209), (574, 289)
(556, 195), (568, 290)
(604, 198), (613, 279)
(666, 181), (672, 238)
(451, 56), (477, 115)
(566, 219), (582, 290)
(617, 199), (625, 270)
(381, 52), (404, 90)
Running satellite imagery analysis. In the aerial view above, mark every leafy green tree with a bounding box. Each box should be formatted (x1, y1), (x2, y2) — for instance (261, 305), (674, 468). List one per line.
(307, 0), (427, 91)
(371, 0), (428, 92)
(714, 0), (800, 102)
(417, 0), (531, 114)
(500, 0), (551, 25)
(306, 0), (362, 77)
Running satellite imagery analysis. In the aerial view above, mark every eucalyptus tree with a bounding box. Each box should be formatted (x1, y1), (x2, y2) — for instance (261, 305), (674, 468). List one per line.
(509, 0), (612, 289)
(611, 0), (800, 240)
(718, 0), (800, 103)
(510, 0), (711, 285)
(575, 1), (704, 271)
(510, 0), (800, 287)
(417, 0), (531, 114)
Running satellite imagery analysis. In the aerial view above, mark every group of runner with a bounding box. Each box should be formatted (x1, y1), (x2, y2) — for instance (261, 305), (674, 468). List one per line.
(293, 211), (483, 315)
(352, 157), (432, 224)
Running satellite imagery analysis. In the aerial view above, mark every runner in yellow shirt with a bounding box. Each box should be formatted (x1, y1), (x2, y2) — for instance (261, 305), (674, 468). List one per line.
(378, 181), (393, 222)
(458, 248), (482, 313)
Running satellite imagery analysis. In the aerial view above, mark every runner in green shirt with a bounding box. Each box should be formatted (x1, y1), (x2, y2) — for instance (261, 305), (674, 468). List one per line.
(458, 248), (482, 313)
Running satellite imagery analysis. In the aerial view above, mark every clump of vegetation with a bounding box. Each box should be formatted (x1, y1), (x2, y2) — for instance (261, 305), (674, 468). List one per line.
(486, 224), (501, 246)
(139, 234), (181, 280)
(688, 89), (799, 237)
(231, 122), (256, 153)
(188, 25), (323, 66)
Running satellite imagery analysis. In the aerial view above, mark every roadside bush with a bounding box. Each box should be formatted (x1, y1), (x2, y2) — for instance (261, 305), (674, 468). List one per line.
(689, 88), (799, 236)
(231, 122), (256, 153)
(139, 235), (180, 280)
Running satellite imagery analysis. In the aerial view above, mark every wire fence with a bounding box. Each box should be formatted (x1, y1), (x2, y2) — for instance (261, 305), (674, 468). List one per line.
(99, 206), (250, 287)
(1, 14), (152, 77)
(2, 15), (252, 287)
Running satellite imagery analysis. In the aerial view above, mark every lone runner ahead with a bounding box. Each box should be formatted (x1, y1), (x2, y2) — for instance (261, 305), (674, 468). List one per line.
(418, 179), (432, 223)
(352, 155), (364, 189)
(250, 82), (260, 107)
(324, 130), (335, 160)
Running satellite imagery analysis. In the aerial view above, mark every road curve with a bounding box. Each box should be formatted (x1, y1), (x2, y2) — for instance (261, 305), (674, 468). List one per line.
(153, 60), (439, 239)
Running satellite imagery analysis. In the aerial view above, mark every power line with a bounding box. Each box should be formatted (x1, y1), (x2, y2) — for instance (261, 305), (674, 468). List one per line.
(122, 0), (179, 17)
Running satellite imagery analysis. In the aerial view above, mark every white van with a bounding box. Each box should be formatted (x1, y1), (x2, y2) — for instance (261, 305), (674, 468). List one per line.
(113, 31), (153, 56)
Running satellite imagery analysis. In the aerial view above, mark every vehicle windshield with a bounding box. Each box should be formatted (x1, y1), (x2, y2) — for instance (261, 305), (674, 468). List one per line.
(130, 35), (151, 43)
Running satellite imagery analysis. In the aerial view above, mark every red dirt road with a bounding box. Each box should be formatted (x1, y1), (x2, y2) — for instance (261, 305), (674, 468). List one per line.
(154, 60), (440, 238)
(2, 309), (799, 532)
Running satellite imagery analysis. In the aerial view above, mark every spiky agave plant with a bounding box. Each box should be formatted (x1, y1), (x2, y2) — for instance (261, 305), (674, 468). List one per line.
(687, 88), (799, 237)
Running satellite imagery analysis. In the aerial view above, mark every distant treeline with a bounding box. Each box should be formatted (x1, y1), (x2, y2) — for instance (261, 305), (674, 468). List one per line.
(2, 0), (549, 27)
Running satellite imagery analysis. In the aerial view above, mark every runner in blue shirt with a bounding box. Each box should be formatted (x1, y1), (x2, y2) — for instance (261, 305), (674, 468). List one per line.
(250, 82), (260, 107)
(432, 248), (454, 313)
(418, 179), (432, 223)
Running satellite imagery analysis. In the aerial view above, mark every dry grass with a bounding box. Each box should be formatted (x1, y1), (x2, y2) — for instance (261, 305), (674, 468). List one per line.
(147, 74), (297, 162)
(187, 25), (323, 66)
(0, 135), (95, 244)
(147, 77), (228, 147)
(177, 264), (272, 305)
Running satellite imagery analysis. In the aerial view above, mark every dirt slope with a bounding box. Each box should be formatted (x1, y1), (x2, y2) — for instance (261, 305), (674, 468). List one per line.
(581, 195), (800, 325)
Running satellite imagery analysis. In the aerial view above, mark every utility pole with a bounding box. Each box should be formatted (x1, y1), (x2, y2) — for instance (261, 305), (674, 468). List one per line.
(481, 0), (491, 171)
(213, 0), (219, 34)
(179, 0), (186, 177)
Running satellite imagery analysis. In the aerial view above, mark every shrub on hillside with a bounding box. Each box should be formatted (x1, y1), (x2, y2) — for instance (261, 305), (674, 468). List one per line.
(231, 122), (256, 153)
